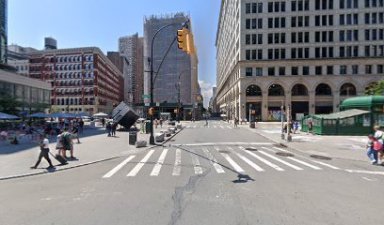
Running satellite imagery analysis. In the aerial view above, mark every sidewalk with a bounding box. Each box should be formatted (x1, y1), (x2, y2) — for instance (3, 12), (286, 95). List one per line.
(0, 123), (183, 180)
(236, 121), (368, 162)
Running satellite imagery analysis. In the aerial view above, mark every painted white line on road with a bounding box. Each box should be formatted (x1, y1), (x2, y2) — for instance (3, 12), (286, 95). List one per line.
(286, 157), (322, 170)
(150, 149), (169, 176)
(202, 147), (225, 173)
(173, 142), (274, 147)
(236, 152), (264, 172)
(127, 150), (155, 177)
(239, 147), (284, 171)
(102, 155), (136, 178)
(172, 149), (182, 176)
(362, 177), (378, 181)
(190, 150), (203, 174)
(311, 160), (340, 170)
(345, 169), (384, 175)
(221, 153), (245, 173)
(258, 150), (303, 170)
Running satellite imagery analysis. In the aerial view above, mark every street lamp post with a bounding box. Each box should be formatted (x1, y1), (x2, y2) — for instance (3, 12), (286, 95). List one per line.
(149, 21), (189, 145)
(287, 104), (292, 142)
(281, 101), (285, 140)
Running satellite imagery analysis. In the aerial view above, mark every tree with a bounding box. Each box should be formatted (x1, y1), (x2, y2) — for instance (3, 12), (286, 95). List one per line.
(365, 80), (384, 95)
(0, 92), (21, 115)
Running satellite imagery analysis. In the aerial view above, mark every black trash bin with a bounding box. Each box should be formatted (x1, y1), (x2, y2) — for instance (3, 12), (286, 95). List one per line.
(129, 131), (137, 145)
(145, 121), (151, 134)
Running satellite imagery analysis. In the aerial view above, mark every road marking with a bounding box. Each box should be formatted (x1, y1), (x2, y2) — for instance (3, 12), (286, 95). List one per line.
(362, 177), (378, 181)
(220, 153), (245, 173)
(202, 147), (225, 173)
(102, 155), (136, 178)
(345, 169), (384, 175)
(239, 147), (284, 171)
(311, 160), (340, 170)
(286, 157), (322, 170)
(150, 149), (168, 176)
(127, 150), (155, 177)
(236, 152), (264, 172)
(172, 149), (182, 176)
(258, 150), (303, 170)
(190, 150), (203, 174)
(220, 126), (225, 129)
(172, 142), (273, 147)
(226, 126), (232, 129)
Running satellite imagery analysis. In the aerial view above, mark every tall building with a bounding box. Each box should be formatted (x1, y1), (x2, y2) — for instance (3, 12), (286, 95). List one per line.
(28, 47), (123, 114)
(143, 13), (198, 112)
(216, 0), (384, 121)
(118, 33), (144, 105)
(7, 44), (38, 76)
(0, 0), (7, 64)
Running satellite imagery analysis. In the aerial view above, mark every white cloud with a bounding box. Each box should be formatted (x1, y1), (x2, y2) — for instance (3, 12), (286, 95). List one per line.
(198, 80), (215, 108)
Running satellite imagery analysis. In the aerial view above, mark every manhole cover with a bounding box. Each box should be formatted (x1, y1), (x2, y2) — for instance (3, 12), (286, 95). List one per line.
(276, 152), (294, 157)
(245, 147), (258, 151)
(310, 155), (332, 160)
(218, 150), (230, 154)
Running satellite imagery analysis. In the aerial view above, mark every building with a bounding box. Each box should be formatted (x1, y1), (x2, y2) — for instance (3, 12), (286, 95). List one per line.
(28, 47), (123, 114)
(118, 33), (144, 105)
(0, 68), (51, 113)
(0, 0), (7, 64)
(7, 44), (38, 76)
(143, 13), (198, 117)
(215, 0), (384, 122)
(107, 51), (124, 73)
(209, 86), (219, 113)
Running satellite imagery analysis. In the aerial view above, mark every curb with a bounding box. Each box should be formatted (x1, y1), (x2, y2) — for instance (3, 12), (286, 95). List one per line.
(0, 126), (185, 181)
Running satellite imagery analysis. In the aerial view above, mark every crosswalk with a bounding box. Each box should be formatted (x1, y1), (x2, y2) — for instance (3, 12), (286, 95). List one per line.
(185, 125), (235, 129)
(102, 145), (341, 179)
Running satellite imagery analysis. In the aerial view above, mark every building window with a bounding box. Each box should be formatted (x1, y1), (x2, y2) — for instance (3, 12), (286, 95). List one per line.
(246, 67), (253, 76)
(352, 65), (359, 74)
(256, 67), (263, 76)
(303, 66), (309, 75)
(246, 50), (251, 60)
(378, 65), (384, 74)
(315, 66), (322, 75)
(340, 65), (347, 74)
(246, 3), (251, 14)
(366, 65), (373, 74)
(268, 67), (275, 76)
(279, 67), (285, 76)
(245, 34), (250, 45)
(292, 66), (299, 75)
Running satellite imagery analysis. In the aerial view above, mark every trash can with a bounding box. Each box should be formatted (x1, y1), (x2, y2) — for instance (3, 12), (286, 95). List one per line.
(129, 131), (137, 145)
(145, 121), (151, 134)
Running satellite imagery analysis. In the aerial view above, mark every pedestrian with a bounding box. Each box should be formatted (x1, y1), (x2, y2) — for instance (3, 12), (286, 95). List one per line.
(234, 117), (238, 128)
(366, 134), (379, 164)
(31, 135), (55, 169)
(160, 118), (163, 128)
(62, 128), (76, 160)
(72, 125), (80, 144)
(106, 121), (112, 137)
(373, 125), (384, 164)
(307, 118), (313, 134)
(205, 116), (208, 127)
(101, 118), (105, 127)
(111, 122), (117, 137)
(293, 121), (299, 134)
(56, 132), (64, 158)
(78, 119), (84, 135)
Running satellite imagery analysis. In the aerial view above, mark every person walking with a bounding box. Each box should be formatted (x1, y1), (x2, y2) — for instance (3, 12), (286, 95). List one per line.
(366, 134), (379, 164)
(373, 125), (384, 164)
(31, 135), (55, 169)
(72, 124), (80, 144)
(111, 122), (117, 137)
(78, 119), (84, 135)
(106, 121), (112, 137)
(62, 128), (76, 160)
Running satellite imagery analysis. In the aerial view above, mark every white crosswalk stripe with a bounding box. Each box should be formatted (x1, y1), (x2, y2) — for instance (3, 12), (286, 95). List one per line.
(172, 148), (182, 176)
(102, 144), (342, 178)
(202, 147), (225, 173)
(258, 150), (304, 170)
(103, 155), (135, 178)
(150, 149), (169, 176)
(238, 146), (284, 171)
(127, 150), (155, 177)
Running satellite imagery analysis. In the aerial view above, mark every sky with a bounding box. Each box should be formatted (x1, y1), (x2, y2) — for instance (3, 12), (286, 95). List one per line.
(7, 0), (221, 107)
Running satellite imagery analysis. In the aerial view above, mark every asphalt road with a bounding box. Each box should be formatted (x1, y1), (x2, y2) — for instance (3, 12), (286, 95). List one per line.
(1, 120), (383, 225)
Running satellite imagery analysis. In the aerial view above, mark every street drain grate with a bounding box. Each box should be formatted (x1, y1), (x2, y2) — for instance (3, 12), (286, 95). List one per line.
(276, 152), (294, 157)
(310, 155), (332, 160)
(245, 147), (258, 151)
(218, 150), (230, 154)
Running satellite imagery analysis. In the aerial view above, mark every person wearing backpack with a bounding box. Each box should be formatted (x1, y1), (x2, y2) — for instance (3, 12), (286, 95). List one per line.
(62, 128), (76, 160)
(373, 125), (384, 164)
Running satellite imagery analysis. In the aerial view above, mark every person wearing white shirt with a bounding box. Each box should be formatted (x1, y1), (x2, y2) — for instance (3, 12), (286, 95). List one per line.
(31, 135), (54, 169)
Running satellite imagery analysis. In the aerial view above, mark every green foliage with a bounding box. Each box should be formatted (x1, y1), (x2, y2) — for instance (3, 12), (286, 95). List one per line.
(365, 80), (384, 95)
(0, 92), (21, 115)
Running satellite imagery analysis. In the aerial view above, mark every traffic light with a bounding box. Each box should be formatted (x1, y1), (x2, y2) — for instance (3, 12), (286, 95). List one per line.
(177, 28), (195, 55)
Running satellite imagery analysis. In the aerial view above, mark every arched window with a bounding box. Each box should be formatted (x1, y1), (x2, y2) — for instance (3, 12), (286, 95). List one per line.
(340, 83), (357, 96)
(246, 85), (262, 96)
(291, 84), (308, 96)
(315, 83), (332, 95)
(268, 84), (284, 96)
